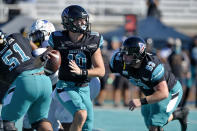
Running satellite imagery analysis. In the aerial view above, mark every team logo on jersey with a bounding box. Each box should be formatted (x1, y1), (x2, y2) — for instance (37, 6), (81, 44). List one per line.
(139, 42), (145, 54)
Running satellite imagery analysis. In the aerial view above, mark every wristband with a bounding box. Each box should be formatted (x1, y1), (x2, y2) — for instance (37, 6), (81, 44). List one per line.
(140, 98), (148, 105)
(81, 69), (88, 77)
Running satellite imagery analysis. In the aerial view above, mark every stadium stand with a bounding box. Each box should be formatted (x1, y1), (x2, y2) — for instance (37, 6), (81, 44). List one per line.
(0, 0), (197, 34)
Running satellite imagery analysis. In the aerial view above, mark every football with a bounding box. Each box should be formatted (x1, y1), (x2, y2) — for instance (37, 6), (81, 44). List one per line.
(44, 50), (61, 76)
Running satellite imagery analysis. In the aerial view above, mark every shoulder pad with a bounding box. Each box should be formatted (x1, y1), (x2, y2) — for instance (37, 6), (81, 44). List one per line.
(53, 31), (63, 36)
(151, 64), (165, 82)
(90, 31), (100, 37)
(114, 51), (122, 61)
(9, 33), (22, 39)
(110, 51), (121, 68)
(146, 52), (153, 56)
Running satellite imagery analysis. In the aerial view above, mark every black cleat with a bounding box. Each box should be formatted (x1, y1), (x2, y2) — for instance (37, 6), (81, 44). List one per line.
(173, 107), (189, 131)
(179, 107), (189, 131)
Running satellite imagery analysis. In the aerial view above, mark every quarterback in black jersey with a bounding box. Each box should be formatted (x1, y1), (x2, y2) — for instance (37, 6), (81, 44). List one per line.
(48, 5), (105, 131)
(110, 36), (189, 131)
(0, 31), (53, 131)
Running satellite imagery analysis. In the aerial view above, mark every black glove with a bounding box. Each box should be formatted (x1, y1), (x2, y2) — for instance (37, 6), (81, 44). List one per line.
(40, 46), (53, 62)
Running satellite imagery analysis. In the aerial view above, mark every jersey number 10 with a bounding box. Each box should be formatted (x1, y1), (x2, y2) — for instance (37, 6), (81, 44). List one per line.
(68, 53), (87, 69)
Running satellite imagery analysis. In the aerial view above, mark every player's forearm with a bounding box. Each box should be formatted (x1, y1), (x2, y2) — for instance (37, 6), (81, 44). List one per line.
(145, 81), (169, 104)
(87, 67), (105, 77)
(30, 41), (38, 50)
(146, 90), (169, 104)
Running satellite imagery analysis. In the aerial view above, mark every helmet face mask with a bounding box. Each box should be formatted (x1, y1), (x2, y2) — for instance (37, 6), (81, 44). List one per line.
(73, 18), (88, 32)
(29, 30), (45, 46)
(123, 53), (141, 66)
(121, 36), (146, 67)
(61, 5), (90, 33)
(29, 19), (55, 46)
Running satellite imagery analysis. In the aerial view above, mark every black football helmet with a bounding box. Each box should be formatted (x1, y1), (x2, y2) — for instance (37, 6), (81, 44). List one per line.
(61, 5), (90, 33)
(121, 36), (146, 65)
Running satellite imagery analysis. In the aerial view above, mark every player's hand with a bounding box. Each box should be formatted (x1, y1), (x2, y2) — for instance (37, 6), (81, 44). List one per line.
(69, 60), (81, 75)
(129, 99), (141, 111)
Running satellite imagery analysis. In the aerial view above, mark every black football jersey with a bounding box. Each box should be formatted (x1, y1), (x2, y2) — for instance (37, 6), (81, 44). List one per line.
(0, 33), (40, 84)
(49, 31), (102, 83)
(110, 51), (177, 96)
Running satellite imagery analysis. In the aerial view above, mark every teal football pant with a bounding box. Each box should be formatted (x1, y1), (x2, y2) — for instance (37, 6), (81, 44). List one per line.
(1, 68), (52, 124)
(141, 81), (183, 127)
(56, 80), (93, 131)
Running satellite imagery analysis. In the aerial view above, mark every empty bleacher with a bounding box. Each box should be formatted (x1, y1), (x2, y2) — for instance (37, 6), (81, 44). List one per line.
(0, 0), (197, 35)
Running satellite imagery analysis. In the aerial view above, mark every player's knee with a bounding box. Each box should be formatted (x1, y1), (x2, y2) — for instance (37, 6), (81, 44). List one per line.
(74, 110), (87, 124)
(3, 120), (17, 131)
(31, 118), (53, 131)
(149, 125), (164, 131)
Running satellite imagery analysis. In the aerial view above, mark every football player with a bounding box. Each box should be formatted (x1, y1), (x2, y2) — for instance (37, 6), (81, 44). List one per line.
(22, 19), (57, 131)
(23, 19), (102, 131)
(49, 77), (101, 131)
(110, 36), (189, 131)
(0, 30), (53, 131)
(48, 5), (105, 131)
(29, 19), (58, 85)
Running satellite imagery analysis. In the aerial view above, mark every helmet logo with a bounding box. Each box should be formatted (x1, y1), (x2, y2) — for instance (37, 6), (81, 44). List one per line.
(139, 42), (145, 54)
(43, 20), (48, 24)
(81, 12), (87, 16)
(65, 8), (69, 15)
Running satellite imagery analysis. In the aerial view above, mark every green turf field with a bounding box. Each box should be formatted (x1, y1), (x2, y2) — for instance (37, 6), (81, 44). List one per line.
(93, 107), (197, 131)
(1, 105), (197, 131)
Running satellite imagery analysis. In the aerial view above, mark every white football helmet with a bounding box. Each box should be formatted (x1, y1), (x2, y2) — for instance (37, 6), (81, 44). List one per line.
(29, 19), (55, 46)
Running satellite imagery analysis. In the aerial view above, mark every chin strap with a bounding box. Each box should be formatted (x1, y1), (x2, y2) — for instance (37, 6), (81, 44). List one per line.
(123, 62), (126, 70)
